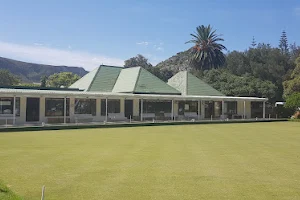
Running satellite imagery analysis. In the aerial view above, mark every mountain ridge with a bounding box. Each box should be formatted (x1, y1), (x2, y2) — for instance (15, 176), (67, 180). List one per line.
(0, 56), (88, 83)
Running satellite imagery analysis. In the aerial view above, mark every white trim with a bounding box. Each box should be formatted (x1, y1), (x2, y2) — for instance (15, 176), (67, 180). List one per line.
(263, 101), (266, 119)
(105, 98), (108, 122)
(0, 89), (267, 102)
(140, 99), (143, 121)
(13, 96), (16, 125)
(243, 101), (246, 119)
(171, 100), (174, 120)
(64, 97), (67, 124)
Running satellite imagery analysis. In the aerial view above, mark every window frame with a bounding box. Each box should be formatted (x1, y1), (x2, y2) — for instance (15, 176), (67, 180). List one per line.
(45, 98), (70, 117)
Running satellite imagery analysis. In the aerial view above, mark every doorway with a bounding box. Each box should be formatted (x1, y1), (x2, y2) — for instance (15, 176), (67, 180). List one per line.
(26, 98), (40, 122)
(124, 100), (133, 119)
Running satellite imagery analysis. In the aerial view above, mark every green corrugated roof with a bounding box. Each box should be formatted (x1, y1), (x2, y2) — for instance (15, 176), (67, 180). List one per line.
(69, 65), (122, 92)
(134, 67), (181, 94)
(112, 67), (140, 93)
(88, 66), (122, 92)
(187, 72), (224, 96)
(112, 67), (181, 95)
(168, 71), (224, 96)
(69, 67), (98, 90)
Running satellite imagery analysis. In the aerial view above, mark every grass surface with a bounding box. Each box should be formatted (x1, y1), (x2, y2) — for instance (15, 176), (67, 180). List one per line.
(0, 122), (300, 200)
(0, 181), (22, 200)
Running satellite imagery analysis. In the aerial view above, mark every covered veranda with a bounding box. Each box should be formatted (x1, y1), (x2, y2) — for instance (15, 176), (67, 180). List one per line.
(0, 88), (268, 126)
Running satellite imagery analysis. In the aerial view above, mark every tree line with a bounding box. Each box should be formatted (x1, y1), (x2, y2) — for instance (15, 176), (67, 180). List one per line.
(124, 25), (300, 114)
(1, 24), (299, 114)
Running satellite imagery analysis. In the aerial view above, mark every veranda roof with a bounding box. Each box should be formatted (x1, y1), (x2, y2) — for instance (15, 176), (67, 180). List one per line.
(168, 71), (225, 96)
(0, 88), (267, 102)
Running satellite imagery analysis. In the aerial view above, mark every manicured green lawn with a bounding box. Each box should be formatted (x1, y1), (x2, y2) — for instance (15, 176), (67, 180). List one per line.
(0, 122), (300, 200)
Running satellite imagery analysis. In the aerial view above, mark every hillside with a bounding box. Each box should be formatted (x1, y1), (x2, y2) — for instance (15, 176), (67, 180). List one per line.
(0, 57), (88, 83)
(155, 49), (192, 73)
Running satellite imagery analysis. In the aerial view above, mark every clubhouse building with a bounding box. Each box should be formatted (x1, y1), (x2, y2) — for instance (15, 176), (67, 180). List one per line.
(0, 65), (267, 125)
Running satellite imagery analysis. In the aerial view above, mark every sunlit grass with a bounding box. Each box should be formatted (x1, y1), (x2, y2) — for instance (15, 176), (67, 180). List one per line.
(0, 122), (300, 200)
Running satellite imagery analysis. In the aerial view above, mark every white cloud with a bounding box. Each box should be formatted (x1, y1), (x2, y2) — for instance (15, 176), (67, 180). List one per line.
(136, 41), (149, 46)
(0, 41), (124, 70)
(153, 42), (164, 52)
(155, 47), (164, 51)
(33, 43), (44, 46)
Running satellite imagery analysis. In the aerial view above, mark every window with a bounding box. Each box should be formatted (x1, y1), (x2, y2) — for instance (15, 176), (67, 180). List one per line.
(142, 100), (172, 114)
(45, 98), (70, 117)
(101, 99), (120, 115)
(226, 101), (237, 114)
(75, 99), (96, 116)
(0, 97), (20, 116)
(178, 101), (198, 115)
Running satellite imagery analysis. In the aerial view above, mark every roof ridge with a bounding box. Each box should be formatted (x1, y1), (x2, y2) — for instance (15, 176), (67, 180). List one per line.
(87, 66), (101, 91)
(133, 67), (142, 93)
(99, 64), (123, 68)
(111, 66), (128, 92)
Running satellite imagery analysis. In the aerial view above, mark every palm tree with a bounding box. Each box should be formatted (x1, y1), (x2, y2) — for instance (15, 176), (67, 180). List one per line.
(186, 25), (227, 70)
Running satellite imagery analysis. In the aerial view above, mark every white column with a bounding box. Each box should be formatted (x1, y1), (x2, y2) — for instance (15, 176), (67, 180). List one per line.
(13, 96), (16, 125)
(198, 100), (200, 120)
(64, 97), (67, 124)
(171, 100), (174, 120)
(140, 99), (143, 121)
(263, 101), (266, 119)
(222, 100), (225, 120)
(243, 101), (246, 119)
(105, 98), (108, 122)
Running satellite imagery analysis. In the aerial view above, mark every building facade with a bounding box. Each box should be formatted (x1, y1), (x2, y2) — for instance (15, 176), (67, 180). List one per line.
(0, 65), (267, 126)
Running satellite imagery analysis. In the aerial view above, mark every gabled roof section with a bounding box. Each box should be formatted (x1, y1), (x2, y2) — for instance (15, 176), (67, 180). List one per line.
(88, 65), (122, 92)
(69, 65), (122, 92)
(69, 67), (99, 91)
(112, 67), (140, 93)
(112, 67), (181, 95)
(168, 71), (225, 96)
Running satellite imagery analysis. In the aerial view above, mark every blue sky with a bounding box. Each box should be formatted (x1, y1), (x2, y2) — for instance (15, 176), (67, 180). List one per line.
(0, 0), (299, 70)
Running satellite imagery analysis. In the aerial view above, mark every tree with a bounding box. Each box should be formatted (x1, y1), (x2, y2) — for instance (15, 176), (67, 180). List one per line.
(186, 25), (227, 70)
(124, 54), (173, 82)
(279, 30), (289, 55)
(285, 93), (300, 110)
(200, 69), (277, 101)
(290, 42), (300, 62)
(0, 69), (20, 86)
(283, 57), (300, 97)
(46, 72), (80, 88)
(124, 54), (152, 68)
(40, 76), (48, 87)
(251, 36), (257, 48)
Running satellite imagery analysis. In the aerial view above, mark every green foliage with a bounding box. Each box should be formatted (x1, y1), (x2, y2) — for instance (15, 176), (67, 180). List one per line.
(284, 93), (300, 110)
(47, 72), (80, 88)
(124, 54), (153, 68)
(124, 54), (174, 82)
(186, 25), (227, 70)
(200, 69), (277, 100)
(283, 57), (300, 97)
(279, 30), (289, 55)
(0, 70), (20, 86)
(40, 76), (48, 87)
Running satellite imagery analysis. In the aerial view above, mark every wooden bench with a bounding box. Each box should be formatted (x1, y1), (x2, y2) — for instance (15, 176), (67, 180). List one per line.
(74, 114), (94, 123)
(184, 112), (198, 119)
(142, 113), (155, 120)
(0, 114), (14, 125)
(108, 113), (127, 121)
(47, 117), (70, 124)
